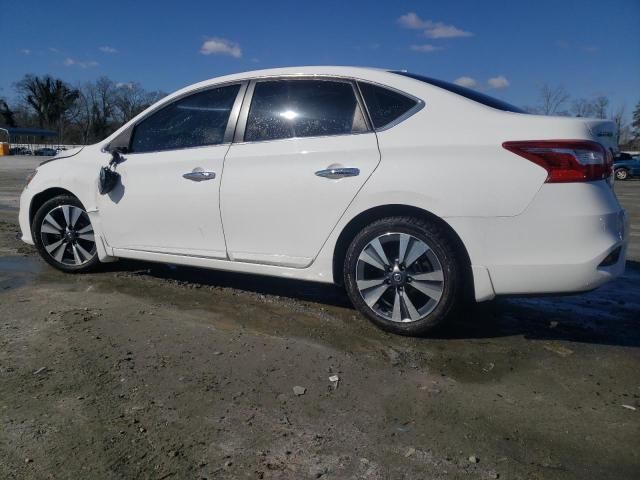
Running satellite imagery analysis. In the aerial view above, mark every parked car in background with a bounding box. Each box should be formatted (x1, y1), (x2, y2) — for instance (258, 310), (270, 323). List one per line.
(34, 147), (58, 156)
(9, 146), (32, 155)
(17, 66), (628, 336)
(614, 152), (640, 180)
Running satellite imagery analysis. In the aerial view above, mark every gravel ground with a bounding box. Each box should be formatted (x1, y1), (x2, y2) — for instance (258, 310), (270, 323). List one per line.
(0, 155), (639, 479)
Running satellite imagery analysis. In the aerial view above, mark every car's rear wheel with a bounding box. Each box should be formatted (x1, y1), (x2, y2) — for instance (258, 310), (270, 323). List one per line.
(32, 195), (99, 273)
(615, 168), (629, 180)
(344, 216), (463, 336)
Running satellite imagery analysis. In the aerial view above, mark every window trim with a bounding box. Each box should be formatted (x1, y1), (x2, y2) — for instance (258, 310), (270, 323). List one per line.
(356, 80), (425, 132)
(233, 76), (373, 145)
(106, 81), (248, 155)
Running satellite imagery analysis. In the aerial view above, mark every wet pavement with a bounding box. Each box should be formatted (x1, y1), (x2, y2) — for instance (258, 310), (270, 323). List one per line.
(0, 157), (638, 479)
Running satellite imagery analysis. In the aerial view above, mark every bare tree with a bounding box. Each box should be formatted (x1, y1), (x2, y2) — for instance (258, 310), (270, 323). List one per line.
(113, 82), (165, 123)
(571, 98), (594, 117)
(591, 96), (609, 119)
(81, 77), (117, 142)
(538, 83), (570, 115)
(611, 105), (631, 145)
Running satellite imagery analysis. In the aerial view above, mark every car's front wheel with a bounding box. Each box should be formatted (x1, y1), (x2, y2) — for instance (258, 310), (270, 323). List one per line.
(32, 195), (99, 273)
(615, 168), (629, 180)
(344, 217), (464, 336)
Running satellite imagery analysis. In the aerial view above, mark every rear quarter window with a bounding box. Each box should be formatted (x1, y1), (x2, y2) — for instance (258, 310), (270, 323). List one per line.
(358, 82), (418, 129)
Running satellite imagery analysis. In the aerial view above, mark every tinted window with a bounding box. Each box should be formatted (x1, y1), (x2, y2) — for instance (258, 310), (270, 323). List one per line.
(130, 84), (240, 153)
(244, 80), (368, 142)
(358, 82), (418, 129)
(394, 71), (526, 113)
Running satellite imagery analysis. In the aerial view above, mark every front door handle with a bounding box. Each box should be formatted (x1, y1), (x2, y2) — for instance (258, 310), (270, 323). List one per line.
(182, 168), (216, 182)
(315, 167), (360, 179)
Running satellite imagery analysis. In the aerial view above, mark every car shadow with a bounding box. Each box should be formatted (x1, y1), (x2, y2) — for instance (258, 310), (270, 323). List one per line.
(101, 258), (353, 308)
(102, 258), (640, 348)
(437, 260), (640, 347)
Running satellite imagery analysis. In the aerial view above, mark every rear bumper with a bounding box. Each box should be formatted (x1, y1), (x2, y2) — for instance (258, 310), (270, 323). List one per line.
(449, 181), (628, 300)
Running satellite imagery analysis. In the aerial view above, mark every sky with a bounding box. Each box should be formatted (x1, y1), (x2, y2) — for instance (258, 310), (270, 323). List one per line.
(2, 0), (639, 117)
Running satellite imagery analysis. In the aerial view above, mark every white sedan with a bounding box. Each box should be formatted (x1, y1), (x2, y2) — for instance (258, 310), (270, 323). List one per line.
(18, 67), (628, 335)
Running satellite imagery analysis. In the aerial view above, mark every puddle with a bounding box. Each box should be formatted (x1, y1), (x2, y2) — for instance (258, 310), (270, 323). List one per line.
(0, 255), (42, 292)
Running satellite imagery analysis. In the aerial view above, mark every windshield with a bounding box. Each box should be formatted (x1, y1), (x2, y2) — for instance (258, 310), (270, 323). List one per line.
(393, 71), (526, 113)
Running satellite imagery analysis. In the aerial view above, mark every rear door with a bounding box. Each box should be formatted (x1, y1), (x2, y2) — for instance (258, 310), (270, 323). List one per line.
(220, 78), (380, 268)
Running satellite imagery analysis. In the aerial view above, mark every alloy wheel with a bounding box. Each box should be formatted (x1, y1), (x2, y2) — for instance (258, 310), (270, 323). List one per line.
(40, 204), (96, 266)
(355, 233), (445, 323)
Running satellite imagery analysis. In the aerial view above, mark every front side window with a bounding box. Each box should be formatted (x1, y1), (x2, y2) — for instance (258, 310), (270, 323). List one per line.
(130, 84), (240, 153)
(244, 80), (368, 142)
(358, 82), (418, 129)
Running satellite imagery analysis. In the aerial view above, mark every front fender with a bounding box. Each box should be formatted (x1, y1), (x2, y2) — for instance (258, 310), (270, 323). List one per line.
(19, 147), (117, 262)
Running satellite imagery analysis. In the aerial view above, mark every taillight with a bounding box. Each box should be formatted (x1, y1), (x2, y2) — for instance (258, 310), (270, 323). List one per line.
(502, 140), (612, 183)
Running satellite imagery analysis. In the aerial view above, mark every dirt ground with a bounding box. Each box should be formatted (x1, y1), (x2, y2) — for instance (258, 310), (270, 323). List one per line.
(1, 156), (639, 480)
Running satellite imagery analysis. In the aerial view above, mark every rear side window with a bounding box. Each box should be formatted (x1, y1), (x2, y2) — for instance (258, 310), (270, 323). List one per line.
(394, 71), (525, 113)
(358, 82), (418, 129)
(244, 80), (368, 142)
(130, 84), (240, 153)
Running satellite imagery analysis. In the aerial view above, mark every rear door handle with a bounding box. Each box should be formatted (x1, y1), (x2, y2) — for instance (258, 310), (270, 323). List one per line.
(182, 168), (216, 182)
(315, 167), (360, 179)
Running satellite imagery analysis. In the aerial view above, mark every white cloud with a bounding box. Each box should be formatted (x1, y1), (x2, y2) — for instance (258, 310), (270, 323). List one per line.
(200, 38), (242, 58)
(64, 58), (99, 68)
(410, 44), (441, 53)
(397, 12), (429, 29)
(49, 47), (59, 53)
(99, 46), (117, 54)
(21, 48), (31, 55)
(397, 12), (472, 39)
(425, 23), (473, 39)
(116, 82), (134, 89)
(488, 75), (510, 89)
(454, 76), (477, 88)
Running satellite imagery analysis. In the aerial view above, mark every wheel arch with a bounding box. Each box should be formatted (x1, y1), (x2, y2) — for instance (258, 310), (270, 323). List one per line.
(332, 204), (473, 296)
(29, 187), (79, 227)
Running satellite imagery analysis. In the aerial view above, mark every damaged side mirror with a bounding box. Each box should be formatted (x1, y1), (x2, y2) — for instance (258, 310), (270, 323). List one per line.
(98, 151), (125, 195)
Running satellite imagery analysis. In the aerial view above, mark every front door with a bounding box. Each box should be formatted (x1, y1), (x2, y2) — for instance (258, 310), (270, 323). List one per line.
(221, 78), (380, 267)
(98, 83), (244, 258)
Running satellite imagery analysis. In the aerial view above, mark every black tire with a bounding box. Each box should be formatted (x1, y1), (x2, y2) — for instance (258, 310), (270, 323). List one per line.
(32, 194), (99, 273)
(615, 168), (629, 181)
(343, 216), (464, 336)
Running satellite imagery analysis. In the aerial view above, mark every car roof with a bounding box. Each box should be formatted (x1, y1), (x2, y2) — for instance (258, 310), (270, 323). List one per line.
(204, 65), (390, 81)
(168, 66), (405, 98)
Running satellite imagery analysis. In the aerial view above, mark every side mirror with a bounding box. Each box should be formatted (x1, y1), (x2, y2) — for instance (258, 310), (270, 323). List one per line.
(111, 150), (125, 166)
(112, 145), (129, 154)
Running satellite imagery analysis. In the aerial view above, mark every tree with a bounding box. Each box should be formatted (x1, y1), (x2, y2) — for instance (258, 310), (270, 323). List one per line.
(611, 105), (632, 145)
(112, 82), (159, 123)
(0, 99), (17, 127)
(538, 83), (570, 115)
(591, 96), (609, 119)
(15, 75), (79, 131)
(81, 76), (117, 142)
(632, 100), (640, 142)
(571, 98), (594, 117)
